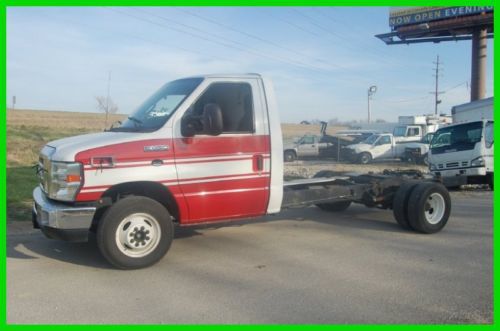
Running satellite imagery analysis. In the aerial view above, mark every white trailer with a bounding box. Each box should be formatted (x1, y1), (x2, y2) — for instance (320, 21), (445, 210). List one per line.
(452, 97), (493, 123)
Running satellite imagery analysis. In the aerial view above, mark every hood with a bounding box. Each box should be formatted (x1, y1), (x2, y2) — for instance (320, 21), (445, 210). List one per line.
(47, 131), (149, 161)
(404, 142), (426, 148)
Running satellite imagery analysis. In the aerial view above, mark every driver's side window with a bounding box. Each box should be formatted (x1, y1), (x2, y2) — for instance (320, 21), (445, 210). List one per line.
(376, 136), (391, 145)
(189, 82), (254, 134)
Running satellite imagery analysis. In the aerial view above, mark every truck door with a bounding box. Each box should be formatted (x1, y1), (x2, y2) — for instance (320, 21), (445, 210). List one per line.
(371, 135), (392, 159)
(296, 135), (318, 157)
(172, 79), (271, 224)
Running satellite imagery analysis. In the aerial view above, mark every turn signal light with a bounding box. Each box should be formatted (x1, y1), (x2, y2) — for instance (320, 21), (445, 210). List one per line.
(65, 174), (81, 183)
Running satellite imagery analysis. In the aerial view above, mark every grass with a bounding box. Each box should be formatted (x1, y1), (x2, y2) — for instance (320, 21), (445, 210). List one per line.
(6, 109), (126, 222)
(7, 108), (331, 222)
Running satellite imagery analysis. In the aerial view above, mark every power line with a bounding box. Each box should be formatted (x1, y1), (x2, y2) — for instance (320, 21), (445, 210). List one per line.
(173, 7), (347, 72)
(294, 8), (403, 68)
(114, 7), (345, 76)
(258, 8), (325, 39)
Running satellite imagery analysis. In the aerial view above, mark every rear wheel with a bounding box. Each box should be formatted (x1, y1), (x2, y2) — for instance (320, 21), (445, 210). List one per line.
(284, 150), (296, 162)
(358, 152), (372, 164)
(407, 182), (451, 234)
(392, 181), (418, 230)
(97, 196), (174, 269)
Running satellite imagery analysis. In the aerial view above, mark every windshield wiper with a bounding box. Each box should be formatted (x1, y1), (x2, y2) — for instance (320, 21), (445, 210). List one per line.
(128, 116), (143, 126)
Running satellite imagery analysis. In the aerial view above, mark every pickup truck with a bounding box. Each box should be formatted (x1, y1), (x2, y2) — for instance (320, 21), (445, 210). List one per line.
(283, 134), (328, 162)
(344, 133), (407, 164)
(283, 129), (377, 162)
(32, 74), (452, 269)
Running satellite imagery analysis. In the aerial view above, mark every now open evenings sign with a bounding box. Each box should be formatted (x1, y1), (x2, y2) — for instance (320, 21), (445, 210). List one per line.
(389, 6), (494, 28)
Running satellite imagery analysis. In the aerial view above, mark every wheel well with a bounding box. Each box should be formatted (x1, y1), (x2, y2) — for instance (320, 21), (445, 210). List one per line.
(360, 151), (371, 158)
(284, 149), (297, 156)
(91, 181), (180, 230)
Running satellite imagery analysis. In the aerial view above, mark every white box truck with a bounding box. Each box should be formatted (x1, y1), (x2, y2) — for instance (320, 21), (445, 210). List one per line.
(428, 97), (493, 189)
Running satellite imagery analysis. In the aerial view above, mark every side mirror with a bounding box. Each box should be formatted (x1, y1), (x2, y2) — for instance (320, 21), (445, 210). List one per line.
(181, 115), (199, 137)
(202, 103), (223, 136)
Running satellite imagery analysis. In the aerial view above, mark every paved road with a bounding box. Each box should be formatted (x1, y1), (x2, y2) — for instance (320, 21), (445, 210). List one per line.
(7, 191), (492, 324)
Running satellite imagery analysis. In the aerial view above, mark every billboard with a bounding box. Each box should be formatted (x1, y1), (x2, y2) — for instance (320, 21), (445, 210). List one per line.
(389, 6), (494, 28)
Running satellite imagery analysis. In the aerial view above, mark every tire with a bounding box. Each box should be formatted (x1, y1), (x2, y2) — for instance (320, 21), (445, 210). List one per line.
(358, 152), (372, 164)
(392, 181), (418, 230)
(313, 170), (351, 212)
(488, 173), (494, 190)
(97, 196), (174, 269)
(407, 182), (451, 234)
(284, 150), (296, 162)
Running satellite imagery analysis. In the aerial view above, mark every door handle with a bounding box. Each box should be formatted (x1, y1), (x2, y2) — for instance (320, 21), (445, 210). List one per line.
(253, 154), (264, 172)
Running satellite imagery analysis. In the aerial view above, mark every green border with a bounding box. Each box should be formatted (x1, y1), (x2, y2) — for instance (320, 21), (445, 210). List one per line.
(2, 1), (496, 329)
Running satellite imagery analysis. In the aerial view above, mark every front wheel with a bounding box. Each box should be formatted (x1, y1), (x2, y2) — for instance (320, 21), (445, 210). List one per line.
(407, 182), (451, 234)
(284, 150), (296, 162)
(97, 196), (174, 269)
(358, 152), (372, 164)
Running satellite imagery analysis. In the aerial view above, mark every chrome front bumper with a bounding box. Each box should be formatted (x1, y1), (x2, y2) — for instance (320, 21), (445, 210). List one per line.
(32, 187), (96, 242)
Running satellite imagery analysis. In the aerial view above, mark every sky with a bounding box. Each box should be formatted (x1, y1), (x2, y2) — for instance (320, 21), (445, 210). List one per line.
(6, 6), (494, 123)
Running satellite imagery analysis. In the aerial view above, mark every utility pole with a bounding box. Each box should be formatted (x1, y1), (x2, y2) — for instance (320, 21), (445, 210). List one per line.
(367, 85), (377, 123)
(431, 55), (444, 115)
(470, 28), (487, 101)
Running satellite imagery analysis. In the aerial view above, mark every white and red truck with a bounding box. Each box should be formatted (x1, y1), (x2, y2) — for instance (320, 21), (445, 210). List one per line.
(33, 74), (452, 269)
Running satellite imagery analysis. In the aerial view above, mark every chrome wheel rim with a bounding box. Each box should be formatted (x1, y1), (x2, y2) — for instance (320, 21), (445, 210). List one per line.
(424, 193), (445, 225)
(115, 213), (161, 258)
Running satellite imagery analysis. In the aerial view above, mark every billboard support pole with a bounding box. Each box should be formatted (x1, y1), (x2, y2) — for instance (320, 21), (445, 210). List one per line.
(470, 28), (487, 101)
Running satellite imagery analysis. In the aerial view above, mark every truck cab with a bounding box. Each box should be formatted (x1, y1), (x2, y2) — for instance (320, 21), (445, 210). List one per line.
(393, 125), (425, 143)
(429, 120), (494, 188)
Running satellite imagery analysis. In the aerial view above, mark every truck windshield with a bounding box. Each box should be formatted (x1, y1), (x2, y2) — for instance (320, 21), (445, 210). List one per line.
(430, 121), (483, 154)
(364, 134), (380, 145)
(393, 126), (406, 137)
(110, 78), (203, 132)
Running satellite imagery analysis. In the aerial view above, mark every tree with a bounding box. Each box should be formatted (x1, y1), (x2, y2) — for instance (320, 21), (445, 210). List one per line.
(95, 96), (119, 128)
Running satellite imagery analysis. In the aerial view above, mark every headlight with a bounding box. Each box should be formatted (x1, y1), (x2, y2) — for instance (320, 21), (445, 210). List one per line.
(49, 162), (83, 201)
(471, 156), (485, 167)
(429, 163), (436, 171)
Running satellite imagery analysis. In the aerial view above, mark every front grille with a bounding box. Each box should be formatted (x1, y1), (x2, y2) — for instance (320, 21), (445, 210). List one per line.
(446, 162), (459, 168)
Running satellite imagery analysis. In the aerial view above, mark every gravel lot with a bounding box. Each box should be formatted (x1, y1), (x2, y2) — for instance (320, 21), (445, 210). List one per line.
(7, 188), (492, 324)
